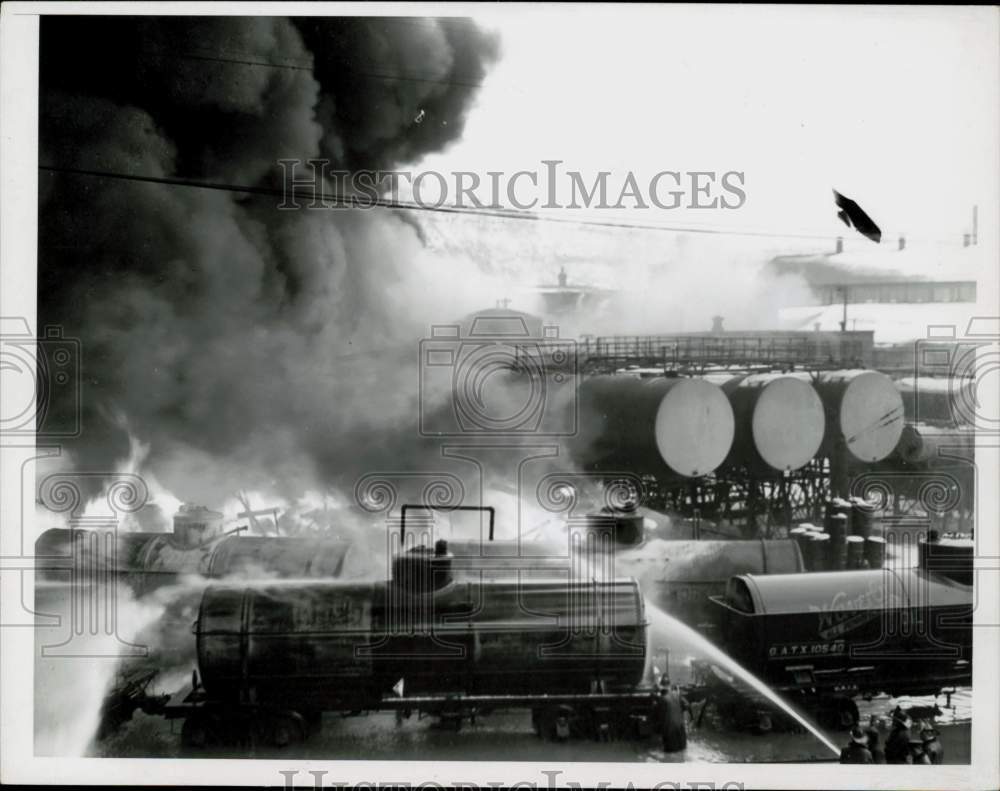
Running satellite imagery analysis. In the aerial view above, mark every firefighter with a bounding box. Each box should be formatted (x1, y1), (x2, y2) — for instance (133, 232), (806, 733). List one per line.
(885, 707), (915, 764)
(917, 722), (944, 765)
(658, 684), (688, 753)
(864, 715), (887, 764)
(839, 726), (874, 764)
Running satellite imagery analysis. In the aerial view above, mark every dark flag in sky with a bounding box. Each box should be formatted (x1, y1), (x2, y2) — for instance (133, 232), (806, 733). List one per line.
(833, 189), (882, 243)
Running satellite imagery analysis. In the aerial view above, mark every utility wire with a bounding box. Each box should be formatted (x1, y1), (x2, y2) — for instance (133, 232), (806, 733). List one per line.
(40, 163), (976, 248)
(143, 48), (487, 90)
(40, 163), (901, 244)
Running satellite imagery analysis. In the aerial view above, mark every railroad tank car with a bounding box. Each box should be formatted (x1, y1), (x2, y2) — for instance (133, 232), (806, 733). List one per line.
(441, 509), (805, 644)
(174, 540), (672, 748)
(718, 373), (826, 472)
(612, 537), (804, 643)
(895, 376), (976, 426)
(34, 504), (355, 594)
(792, 369), (905, 464)
(891, 423), (975, 467)
(874, 424), (975, 527)
(573, 374), (735, 478)
(196, 578), (646, 710)
(713, 560), (972, 699)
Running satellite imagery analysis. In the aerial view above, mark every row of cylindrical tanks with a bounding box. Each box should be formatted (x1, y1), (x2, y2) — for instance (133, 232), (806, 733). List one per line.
(572, 369), (974, 481)
(572, 369), (906, 478)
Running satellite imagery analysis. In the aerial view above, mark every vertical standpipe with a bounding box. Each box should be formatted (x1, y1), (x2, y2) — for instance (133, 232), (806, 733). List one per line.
(574, 375), (735, 477)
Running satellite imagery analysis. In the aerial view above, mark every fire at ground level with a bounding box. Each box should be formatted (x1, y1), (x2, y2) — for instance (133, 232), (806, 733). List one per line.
(29, 332), (979, 763)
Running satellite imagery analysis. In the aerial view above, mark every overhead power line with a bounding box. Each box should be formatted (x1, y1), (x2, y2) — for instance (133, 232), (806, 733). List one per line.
(35, 163), (838, 242)
(38, 163), (973, 248)
(143, 49), (487, 90)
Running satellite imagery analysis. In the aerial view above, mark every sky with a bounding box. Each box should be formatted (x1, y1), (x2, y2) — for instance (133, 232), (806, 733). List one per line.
(416, 5), (998, 251)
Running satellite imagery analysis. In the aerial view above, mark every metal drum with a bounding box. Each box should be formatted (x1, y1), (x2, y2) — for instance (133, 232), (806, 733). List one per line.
(849, 498), (877, 539)
(722, 373), (826, 472)
(845, 536), (866, 569)
(574, 375), (735, 477)
(826, 513), (849, 571)
(789, 526), (817, 565)
(805, 532), (831, 571)
(864, 536), (886, 570)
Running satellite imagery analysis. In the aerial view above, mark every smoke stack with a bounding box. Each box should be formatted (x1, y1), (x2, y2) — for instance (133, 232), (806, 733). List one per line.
(835, 237), (843, 254)
(898, 235), (906, 251)
(558, 266), (567, 287)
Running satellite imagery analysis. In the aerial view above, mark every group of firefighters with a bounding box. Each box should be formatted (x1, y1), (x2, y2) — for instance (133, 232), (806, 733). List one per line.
(840, 707), (944, 764)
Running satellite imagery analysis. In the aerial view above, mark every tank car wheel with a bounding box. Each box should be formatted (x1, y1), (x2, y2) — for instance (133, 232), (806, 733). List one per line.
(181, 714), (213, 749)
(264, 712), (306, 748)
(302, 710), (323, 736)
(659, 696), (687, 753)
(538, 706), (573, 741)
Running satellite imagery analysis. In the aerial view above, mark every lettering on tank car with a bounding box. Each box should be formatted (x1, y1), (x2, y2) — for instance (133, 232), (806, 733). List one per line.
(476, 631), (543, 660)
(768, 640), (847, 659)
(656, 582), (702, 601)
(291, 596), (369, 631)
(809, 579), (904, 640)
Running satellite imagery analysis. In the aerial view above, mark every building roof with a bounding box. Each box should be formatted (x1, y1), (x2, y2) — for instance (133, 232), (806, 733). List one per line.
(770, 243), (984, 286)
(456, 306), (547, 338)
(779, 301), (977, 344)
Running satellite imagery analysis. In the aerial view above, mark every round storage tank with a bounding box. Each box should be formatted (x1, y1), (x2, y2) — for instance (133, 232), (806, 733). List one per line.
(724, 373), (826, 471)
(811, 370), (905, 463)
(575, 375), (734, 477)
(895, 376), (976, 425)
(893, 423), (975, 467)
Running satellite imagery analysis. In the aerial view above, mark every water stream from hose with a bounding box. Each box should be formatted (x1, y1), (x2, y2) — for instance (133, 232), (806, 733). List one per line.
(644, 598), (840, 756)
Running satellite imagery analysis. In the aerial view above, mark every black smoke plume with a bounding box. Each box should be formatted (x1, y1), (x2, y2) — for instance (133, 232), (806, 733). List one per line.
(38, 16), (501, 504)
